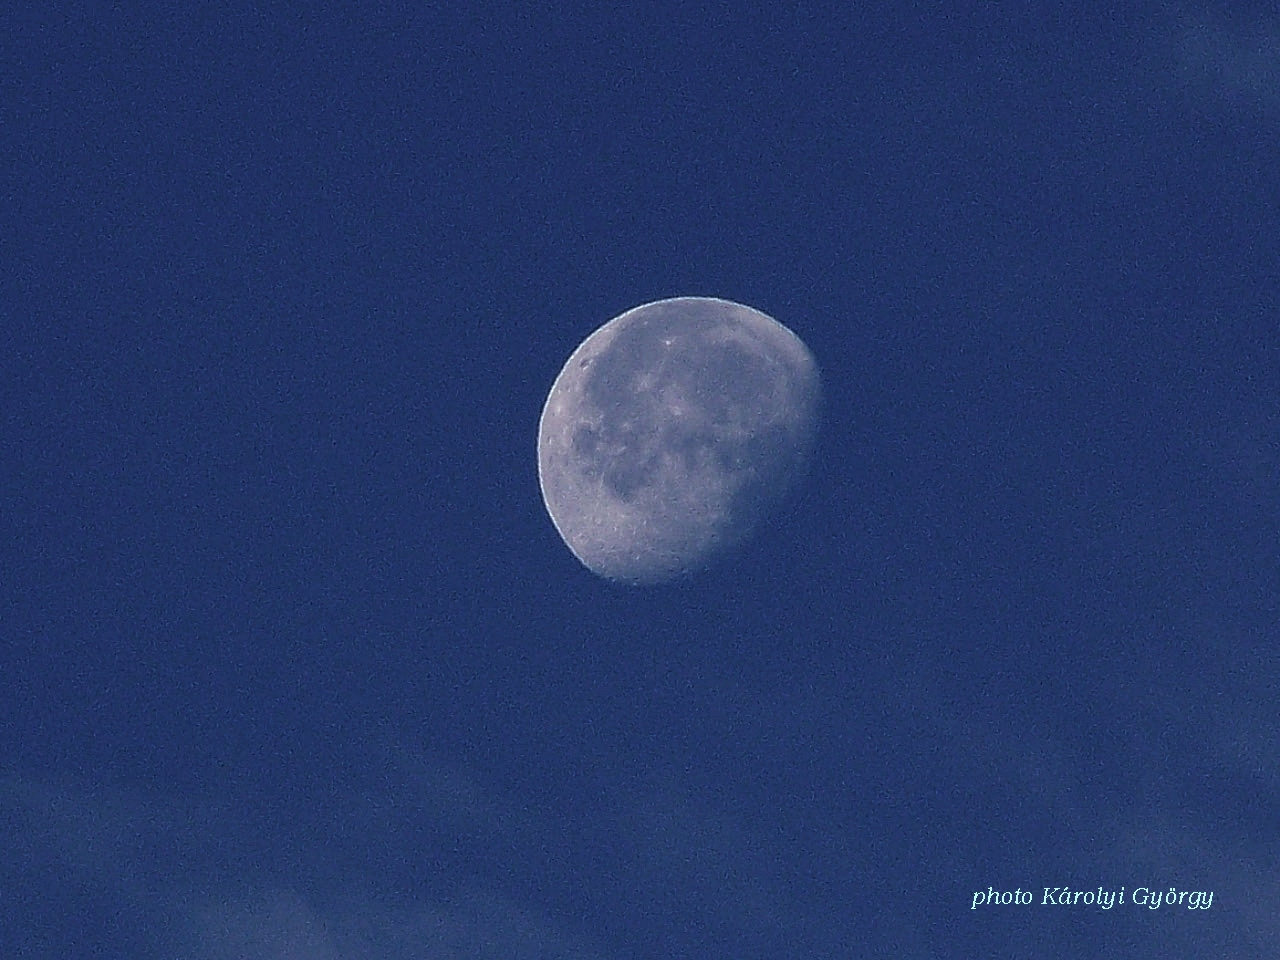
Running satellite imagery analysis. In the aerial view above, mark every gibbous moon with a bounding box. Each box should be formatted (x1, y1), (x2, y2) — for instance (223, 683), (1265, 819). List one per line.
(538, 297), (821, 585)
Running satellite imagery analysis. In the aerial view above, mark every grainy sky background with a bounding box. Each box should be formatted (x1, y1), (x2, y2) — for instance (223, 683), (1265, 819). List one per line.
(2, 3), (1277, 957)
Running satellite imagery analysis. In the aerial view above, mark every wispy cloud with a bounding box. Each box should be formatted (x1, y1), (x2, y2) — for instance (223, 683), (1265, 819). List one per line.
(5, 676), (1276, 960)
(1173, 14), (1280, 112)
(0, 771), (616, 960)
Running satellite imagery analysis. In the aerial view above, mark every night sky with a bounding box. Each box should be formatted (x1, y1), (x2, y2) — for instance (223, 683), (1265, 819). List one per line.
(3, 4), (1278, 957)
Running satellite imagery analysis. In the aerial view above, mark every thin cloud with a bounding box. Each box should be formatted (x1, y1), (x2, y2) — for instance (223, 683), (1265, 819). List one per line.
(0, 772), (616, 960)
(1173, 14), (1280, 112)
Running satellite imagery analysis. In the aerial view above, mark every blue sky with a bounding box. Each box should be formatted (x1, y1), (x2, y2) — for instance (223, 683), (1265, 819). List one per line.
(2, 3), (1277, 957)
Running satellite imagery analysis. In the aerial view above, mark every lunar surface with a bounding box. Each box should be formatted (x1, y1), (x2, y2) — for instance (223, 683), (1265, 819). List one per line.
(538, 297), (821, 585)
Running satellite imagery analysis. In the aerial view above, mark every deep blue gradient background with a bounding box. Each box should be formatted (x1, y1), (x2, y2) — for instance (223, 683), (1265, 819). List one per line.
(3, 4), (1277, 957)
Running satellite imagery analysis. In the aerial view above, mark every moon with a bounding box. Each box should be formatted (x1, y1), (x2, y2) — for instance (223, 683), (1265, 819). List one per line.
(538, 297), (821, 585)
